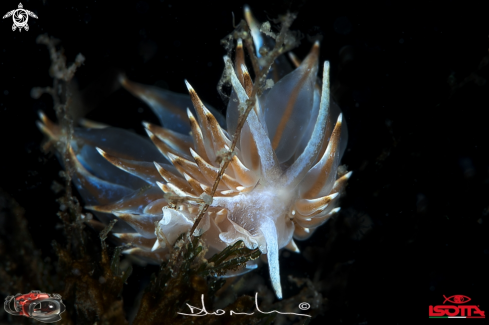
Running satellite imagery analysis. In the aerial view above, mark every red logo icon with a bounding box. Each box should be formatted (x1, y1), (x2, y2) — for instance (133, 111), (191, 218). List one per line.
(443, 295), (471, 304)
(430, 295), (485, 319)
(4, 290), (66, 323)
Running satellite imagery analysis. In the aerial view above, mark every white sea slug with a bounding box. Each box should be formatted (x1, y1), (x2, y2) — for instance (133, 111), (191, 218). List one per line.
(38, 8), (350, 299)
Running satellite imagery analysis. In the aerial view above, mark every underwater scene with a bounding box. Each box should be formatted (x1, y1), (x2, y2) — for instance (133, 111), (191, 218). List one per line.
(1, 0), (488, 324)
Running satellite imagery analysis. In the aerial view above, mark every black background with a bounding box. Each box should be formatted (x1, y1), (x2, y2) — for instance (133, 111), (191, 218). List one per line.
(1, 0), (489, 324)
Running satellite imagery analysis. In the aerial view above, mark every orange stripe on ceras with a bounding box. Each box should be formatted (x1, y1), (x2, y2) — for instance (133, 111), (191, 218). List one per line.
(229, 155), (258, 187)
(187, 109), (210, 162)
(147, 131), (182, 160)
(294, 204), (330, 219)
(167, 153), (208, 185)
(295, 212), (333, 228)
(186, 84), (216, 160)
(330, 172), (351, 195)
(204, 108), (229, 152)
(239, 66), (260, 170)
(187, 85), (209, 128)
(121, 77), (188, 127)
(301, 119), (342, 199)
(144, 123), (192, 152)
(294, 195), (334, 215)
(157, 98), (190, 126)
(38, 111), (61, 140)
(190, 149), (229, 190)
(89, 191), (162, 213)
(154, 162), (197, 195)
(271, 44), (319, 150)
(318, 103), (336, 161)
(115, 233), (155, 250)
(230, 43), (258, 170)
(288, 52), (302, 68)
(235, 40), (246, 86)
(249, 134), (260, 171)
(99, 149), (160, 180)
(182, 173), (205, 195)
(116, 213), (156, 235)
(243, 69), (253, 98)
(292, 223), (312, 240)
(124, 248), (167, 260)
(144, 199), (169, 215)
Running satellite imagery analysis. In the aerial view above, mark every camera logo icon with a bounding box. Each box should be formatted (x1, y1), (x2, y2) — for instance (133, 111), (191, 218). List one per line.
(4, 290), (66, 323)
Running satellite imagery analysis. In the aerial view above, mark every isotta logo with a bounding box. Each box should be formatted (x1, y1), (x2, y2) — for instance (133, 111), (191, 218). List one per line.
(429, 295), (485, 319)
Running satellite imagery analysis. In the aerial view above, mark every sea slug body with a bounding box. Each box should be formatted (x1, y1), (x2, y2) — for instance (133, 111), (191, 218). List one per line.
(38, 7), (350, 299)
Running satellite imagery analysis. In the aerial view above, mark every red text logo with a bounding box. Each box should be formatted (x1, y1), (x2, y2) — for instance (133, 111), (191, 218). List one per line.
(429, 295), (485, 319)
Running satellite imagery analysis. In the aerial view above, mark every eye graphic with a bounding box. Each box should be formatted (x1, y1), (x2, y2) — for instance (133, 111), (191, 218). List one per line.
(443, 295), (471, 304)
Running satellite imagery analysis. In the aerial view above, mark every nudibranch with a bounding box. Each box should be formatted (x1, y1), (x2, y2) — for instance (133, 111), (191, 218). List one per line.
(38, 7), (350, 299)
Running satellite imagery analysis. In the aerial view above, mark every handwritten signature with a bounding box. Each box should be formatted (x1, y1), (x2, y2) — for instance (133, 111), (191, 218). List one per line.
(178, 292), (311, 317)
